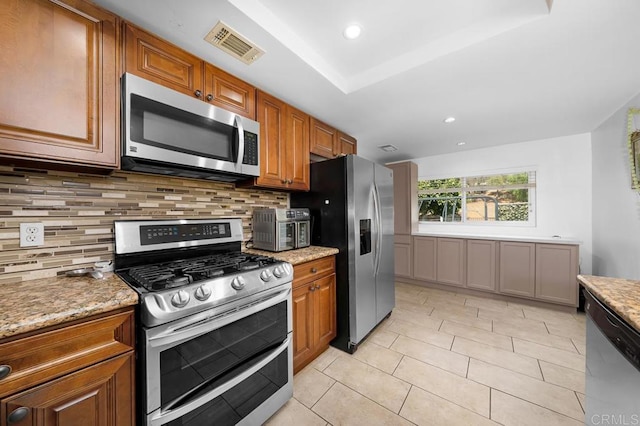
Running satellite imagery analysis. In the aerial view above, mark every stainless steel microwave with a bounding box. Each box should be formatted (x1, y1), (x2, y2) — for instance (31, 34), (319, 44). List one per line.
(121, 73), (260, 182)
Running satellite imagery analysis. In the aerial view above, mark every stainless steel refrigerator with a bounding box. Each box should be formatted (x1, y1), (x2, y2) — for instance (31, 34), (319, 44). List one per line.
(291, 155), (395, 353)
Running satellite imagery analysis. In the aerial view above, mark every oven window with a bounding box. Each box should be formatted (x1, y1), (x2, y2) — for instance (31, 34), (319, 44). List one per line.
(160, 301), (287, 408)
(130, 94), (236, 161)
(166, 347), (288, 425)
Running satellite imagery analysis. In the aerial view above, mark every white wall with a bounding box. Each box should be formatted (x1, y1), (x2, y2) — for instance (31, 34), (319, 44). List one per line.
(591, 94), (640, 280)
(412, 133), (593, 274)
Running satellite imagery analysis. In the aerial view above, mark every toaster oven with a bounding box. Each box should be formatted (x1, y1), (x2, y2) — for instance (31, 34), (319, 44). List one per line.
(252, 208), (310, 252)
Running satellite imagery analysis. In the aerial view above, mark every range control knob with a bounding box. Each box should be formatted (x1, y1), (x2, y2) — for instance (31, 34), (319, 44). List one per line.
(194, 285), (212, 301)
(273, 264), (291, 278)
(171, 290), (190, 308)
(231, 276), (246, 290)
(260, 270), (273, 282)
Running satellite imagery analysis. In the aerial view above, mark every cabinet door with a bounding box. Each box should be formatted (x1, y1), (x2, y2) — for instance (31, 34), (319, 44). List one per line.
(535, 244), (579, 306)
(499, 242), (535, 297)
(436, 238), (465, 287)
(0, 0), (119, 169)
(255, 91), (287, 188)
(394, 243), (413, 278)
(203, 63), (256, 119)
(337, 132), (357, 156)
(413, 237), (437, 281)
(310, 118), (337, 159)
(314, 274), (337, 348)
(466, 240), (497, 292)
(124, 23), (203, 99)
(285, 105), (310, 191)
(292, 285), (314, 373)
(388, 162), (418, 235)
(1, 352), (134, 426)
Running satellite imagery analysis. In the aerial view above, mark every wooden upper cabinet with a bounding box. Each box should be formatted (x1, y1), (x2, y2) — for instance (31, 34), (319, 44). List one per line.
(285, 105), (310, 190)
(204, 64), (256, 119)
(0, 0), (119, 169)
(124, 23), (256, 119)
(337, 132), (357, 156)
(310, 118), (338, 159)
(124, 23), (202, 98)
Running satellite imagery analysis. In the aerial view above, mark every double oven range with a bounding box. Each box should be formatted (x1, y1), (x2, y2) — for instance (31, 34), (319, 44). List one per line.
(114, 218), (293, 426)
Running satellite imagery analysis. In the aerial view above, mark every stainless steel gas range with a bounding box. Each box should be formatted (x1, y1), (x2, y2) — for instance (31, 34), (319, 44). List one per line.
(114, 218), (293, 426)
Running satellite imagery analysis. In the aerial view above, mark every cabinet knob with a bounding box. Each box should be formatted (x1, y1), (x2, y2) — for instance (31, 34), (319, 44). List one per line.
(315, 284), (320, 290)
(206, 94), (213, 101)
(287, 179), (293, 184)
(0, 364), (11, 380)
(281, 179), (287, 184)
(7, 407), (29, 424)
(311, 268), (317, 273)
(194, 90), (202, 98)
(309, 285), (316, 292)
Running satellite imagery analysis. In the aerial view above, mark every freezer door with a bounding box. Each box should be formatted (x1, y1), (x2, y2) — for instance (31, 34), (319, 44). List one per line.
(374, 163), (395, 323)
(349, 156), (377, 344)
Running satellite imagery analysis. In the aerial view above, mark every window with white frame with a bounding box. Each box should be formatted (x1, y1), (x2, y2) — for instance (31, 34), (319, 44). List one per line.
(418, 171), (536, 224)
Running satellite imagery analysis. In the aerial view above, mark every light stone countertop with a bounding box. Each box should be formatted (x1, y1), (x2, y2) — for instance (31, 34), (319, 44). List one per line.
(578, 274), (640, 332)
(0, 273), (138, 340)
(412, 231), (581, 245)
(244, 246), (339, 265)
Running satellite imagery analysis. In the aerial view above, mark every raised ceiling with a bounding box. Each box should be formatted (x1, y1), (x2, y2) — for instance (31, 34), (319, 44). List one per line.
(93, 0), (640, 164)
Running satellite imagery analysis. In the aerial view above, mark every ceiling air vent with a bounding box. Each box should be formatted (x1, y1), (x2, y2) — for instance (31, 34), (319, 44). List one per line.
(204, 21), (264, 65)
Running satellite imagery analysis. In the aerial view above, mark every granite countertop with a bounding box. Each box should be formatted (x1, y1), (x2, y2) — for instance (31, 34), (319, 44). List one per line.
(578, 274), (640, 332)
(244, 246), (339, 265)
(0, 273), (138, 340)
(413, 232), (581, 245)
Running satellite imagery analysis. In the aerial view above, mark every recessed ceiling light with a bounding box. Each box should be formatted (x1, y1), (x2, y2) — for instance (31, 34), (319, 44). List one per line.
(378, 144), (398, 152)
(443, 117), (456, 124)
(343, 24), (362, 40)
(457, 142), (466, 146)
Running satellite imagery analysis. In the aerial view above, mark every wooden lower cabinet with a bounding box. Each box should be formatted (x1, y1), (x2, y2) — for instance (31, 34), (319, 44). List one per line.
(436, 238), (465, 287)
(535, 244), (579, 305)
(394, 242), (412, 278)
(499, 242), (536, 297)
(1, 352), (134, 426)
(292, 257), (336, 373)
(0, 308), (135, 425)
(412, 236), (437, 281)
(466, 240), (497, 291)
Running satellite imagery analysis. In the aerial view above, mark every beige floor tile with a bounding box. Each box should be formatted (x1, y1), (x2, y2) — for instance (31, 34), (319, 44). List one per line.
(395, 282), (427, 295)
(312, 382), (413, 425)
(493, 320), (578, 352)
(468, 359), (584, 421)
(424, 300), (478, 316)
(396, 289), (429, 304)
(451, 336), (542, 379)
(464, 296), (516, 313)
(396, 298), (434, 314)
(390, 335), (469, 377)
(323, 355), (410, 413)
(477, 307), (526, 323)
(389, 307), (443, 330)
(489, 314), (548, 333)
(386, 319), (454, 350)
(544, 319), (586, 341)
(400, 386), (499, 426)
(425, 293), (470, 307)
(430, 310), (493, 331)
(572, 338), (586, 355)
(576, 392), (586, 413)
(513, 338), (585, 372)
(293, 366), (336, 408)
(522, 306), (578, 323)
(394, 356), (490, 417)
(539, 360), (585, 393)
(368, 327), (399, 348)
(264, 397), (328, 426)
(441, 321), (513, 350)
(420, 287), (459, 298)
(308, 346), (345, 372)
(353, 341), (403, 374)
(491, 389), (584, 426)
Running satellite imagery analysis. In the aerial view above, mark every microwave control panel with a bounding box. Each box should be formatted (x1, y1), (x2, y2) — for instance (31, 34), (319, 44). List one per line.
(242, 131), (259, 165)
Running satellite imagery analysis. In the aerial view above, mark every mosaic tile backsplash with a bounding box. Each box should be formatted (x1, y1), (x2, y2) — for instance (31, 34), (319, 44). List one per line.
(0, 166), (288, 284)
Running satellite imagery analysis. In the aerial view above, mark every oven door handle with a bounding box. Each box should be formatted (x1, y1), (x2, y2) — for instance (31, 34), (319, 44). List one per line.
(148, 335), (291, 426)
(148, 286), (291, 346)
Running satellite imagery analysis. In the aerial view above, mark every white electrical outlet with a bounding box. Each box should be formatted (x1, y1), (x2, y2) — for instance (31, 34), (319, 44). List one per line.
(19, 222), (44, 247)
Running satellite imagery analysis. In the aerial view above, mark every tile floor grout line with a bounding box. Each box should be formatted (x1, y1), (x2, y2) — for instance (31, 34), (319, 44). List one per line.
(490, 387), (586, 423)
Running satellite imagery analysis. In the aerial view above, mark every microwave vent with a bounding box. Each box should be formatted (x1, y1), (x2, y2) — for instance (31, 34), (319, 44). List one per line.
(204, 21), (265, 65)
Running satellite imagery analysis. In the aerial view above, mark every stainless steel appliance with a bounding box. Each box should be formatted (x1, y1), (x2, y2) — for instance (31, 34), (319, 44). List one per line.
(252, 208), (311, 252)
(114, 218), (293, 426)
(121, 73), (260, 182)
(584, 288), (640, 425)
(291, 155), (395, 353)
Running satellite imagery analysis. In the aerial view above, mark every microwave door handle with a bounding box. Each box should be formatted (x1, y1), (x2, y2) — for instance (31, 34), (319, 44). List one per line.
(235, 115), (245, 172)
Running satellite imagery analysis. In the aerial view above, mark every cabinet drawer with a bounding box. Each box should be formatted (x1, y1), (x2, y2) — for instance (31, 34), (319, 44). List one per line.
(293, 256), (335, 287)
(0, 309), (134, 399)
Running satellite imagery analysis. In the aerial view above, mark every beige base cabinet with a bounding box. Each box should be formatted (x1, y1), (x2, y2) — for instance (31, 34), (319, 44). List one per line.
(394, 235), (413, 278)
(413, 236), (437, 281)
(499, 241), (536, 297)
(466, 240), (497, 292)
(436, 238), (465, 287)
(535, 244), (579, 305)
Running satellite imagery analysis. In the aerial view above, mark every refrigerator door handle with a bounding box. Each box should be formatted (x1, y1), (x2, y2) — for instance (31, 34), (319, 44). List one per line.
(372, 182), (382, 277)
